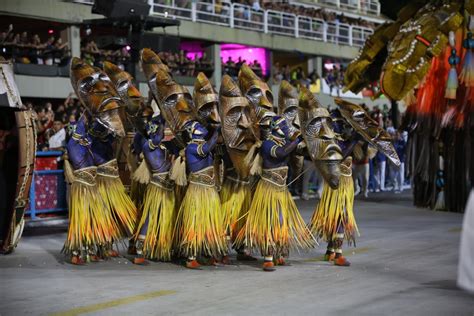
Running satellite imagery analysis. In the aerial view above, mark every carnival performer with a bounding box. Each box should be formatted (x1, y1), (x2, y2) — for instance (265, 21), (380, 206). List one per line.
(64, 57), (127, 263)
(218, 75), (260, 261)
(306, 95), (400, 267)
(140, 48), (195, 209)
(72, 59), (137, 257)
(174, 121), (227, 269)
(235, 116), (315, 272)
(309, 156), (357, 266)
(132, 115), (176, 264)
(103, 61), (151, 209)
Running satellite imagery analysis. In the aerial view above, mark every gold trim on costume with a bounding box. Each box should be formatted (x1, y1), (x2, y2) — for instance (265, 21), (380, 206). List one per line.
(97, 159), (120, 178)
(150, 172), (174, 191)
(188, 166), (216, 187)
(73, 166), (97, 186)
(261, 166), (288, 188)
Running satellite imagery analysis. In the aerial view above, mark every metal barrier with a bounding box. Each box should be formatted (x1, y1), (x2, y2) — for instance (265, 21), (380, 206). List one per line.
(232, 3), (265, 32)
(266, 10), (297, 37)
(297, 16), (325, 41)
(313, 0), (381, 16)
(150, 0), (374, 47)
(195, 1), (232, 26)
(26, 151), (67, 220)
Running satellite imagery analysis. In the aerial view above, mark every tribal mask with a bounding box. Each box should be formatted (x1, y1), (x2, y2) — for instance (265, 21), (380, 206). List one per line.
(238, 64), (275, 127)
(334, 98), (401, 166)
(103, 61), (153, 135)
(141, 48), (195, 134)
(192, 72), (220, 127)
(219, 75), (259, 180)
(298, 87), (342, 189)
(278, 80), (300, 139)
(70, 57), (125, 137)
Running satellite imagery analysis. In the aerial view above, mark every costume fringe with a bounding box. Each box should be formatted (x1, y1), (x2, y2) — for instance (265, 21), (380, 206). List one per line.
(460, 49), (474, 87)
(435, 189), (445, 210)
(63, 168), (118, 255)
(96, 172), (137, 237)
(309, 174), (359, 245)
(134, 182), (176, 261)
(174, 182), (226, 258)
(130, 180), (147, 209)
(63, 159), (76, 185)
(170, 156), (187, 186)
(220, 178), (252, 241)
(234, 179), (316, 255)
(132, 159), (151, 185)
(445, 67), (459, 100)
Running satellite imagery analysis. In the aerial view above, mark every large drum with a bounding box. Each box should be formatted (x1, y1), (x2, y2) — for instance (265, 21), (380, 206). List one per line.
(0, 58), (36, 254)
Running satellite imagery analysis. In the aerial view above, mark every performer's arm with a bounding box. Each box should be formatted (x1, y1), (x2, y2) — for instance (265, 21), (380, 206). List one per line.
(271, 137), (301, 159)
(198, 127), (220, 156)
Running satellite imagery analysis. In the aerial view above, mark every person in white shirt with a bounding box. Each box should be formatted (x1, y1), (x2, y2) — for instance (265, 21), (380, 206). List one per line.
(47, 118), (66, 150)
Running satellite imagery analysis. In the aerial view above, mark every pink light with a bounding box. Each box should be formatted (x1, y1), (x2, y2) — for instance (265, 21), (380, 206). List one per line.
(48, 29), (54, 34)
(220, 44), (268, 75)
(125, 45), (131, 51)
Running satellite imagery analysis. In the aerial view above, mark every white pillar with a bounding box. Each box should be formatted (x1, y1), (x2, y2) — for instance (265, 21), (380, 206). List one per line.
(67, 26), (81, 58)
(212, 44), (221, 89)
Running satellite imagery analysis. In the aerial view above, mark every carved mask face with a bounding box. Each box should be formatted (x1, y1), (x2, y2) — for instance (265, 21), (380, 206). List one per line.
(70, 57), (125, 137)
(298, 87), (342, 189)
(278, 80), (300, 139)
(219, 75), (259, 179)
(238, 64), (275, 126)
(103, 61), (151, 135)
(334, 98), (400, 166)
(141, 49), (195, 134)
(193, 72), (220, 127)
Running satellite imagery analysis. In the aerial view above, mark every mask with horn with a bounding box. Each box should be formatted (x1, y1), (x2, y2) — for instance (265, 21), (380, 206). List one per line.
(70, 57), (125, 137)
(192, 72), (220, 127)
(141, 48), (195, 134)
(278, 80), (301, 140)
(334, 98), (400, 166)
(103, 61), (153, 135)
(298, 86), (342, 189)
(219, 75), (260, 180)
(238, 64), (275, 128)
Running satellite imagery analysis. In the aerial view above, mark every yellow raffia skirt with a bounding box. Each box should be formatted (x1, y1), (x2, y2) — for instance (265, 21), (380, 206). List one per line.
(174, 166), (226, 258)
(309, 162), (359, 244)
(96, 159), (137, 238)
(220, 177), (252, 242)
(130, 179), (147, 209)
(64, 166), (118, 254)
(235, 167), (315, 255)
(134, 173), (176, 261)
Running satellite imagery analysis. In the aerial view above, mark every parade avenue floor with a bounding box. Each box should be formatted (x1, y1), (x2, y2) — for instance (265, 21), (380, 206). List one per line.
(1, 191), (473, 315)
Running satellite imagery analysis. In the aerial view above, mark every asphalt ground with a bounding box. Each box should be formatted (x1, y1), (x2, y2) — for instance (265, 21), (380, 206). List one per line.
(1, 190), (473, 315)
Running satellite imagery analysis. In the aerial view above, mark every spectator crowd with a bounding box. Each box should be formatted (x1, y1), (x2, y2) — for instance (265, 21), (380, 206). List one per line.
(1, 27), (70, 66)
(159, 0), (377, 29)
(222, 56), (263, 79)
(26, 94), (84, 152)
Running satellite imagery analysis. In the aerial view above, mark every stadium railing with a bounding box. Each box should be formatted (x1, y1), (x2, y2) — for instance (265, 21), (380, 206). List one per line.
(150, 0), (374, 48)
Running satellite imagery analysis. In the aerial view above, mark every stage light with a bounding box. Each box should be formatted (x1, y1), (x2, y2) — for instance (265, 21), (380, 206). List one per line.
(48, 29), (54, 34)
(125, 45), (131, 51)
